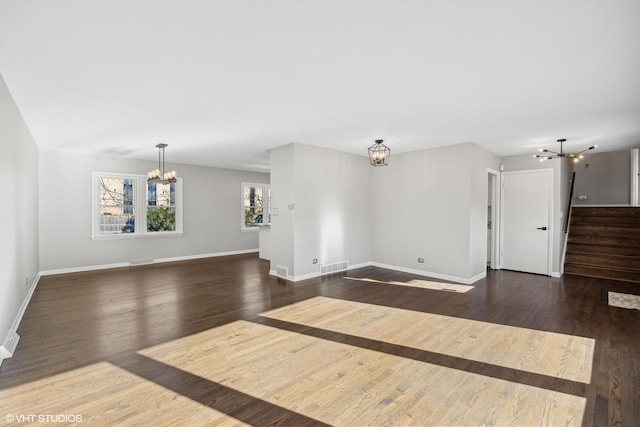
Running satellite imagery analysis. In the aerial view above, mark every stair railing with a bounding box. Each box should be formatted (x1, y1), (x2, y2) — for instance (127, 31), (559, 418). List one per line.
(560, 172), (576, 275)
(564, 172), (576, 234)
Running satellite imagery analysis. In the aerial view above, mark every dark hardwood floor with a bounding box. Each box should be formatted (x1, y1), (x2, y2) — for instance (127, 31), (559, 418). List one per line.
(0, 253), (638, 426)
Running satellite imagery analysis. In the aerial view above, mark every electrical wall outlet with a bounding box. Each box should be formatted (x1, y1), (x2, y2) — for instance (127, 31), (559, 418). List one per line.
(313, 259), (317, 264)
(418, 258), (424, 263)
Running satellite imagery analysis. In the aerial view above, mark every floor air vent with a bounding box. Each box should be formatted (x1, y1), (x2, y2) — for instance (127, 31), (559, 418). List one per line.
(0, 331), (20, 359)
(275, 265), (289, 279)
(320, 261), (349, 275)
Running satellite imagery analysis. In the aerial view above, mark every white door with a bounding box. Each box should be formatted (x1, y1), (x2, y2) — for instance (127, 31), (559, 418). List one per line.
(501, 169), (552, 275)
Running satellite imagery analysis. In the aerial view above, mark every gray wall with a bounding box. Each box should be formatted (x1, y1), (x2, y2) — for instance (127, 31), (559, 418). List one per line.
(0, 73), (40, 343)
(39, 150), (269, 271)
(371, 143), (500, 281)
(571, 150), (631, 205)
(270, 142), (500, 284)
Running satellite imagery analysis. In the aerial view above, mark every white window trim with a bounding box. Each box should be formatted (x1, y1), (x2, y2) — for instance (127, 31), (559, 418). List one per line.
(92, 171), (183, 240)
(241, 182), (270, 232)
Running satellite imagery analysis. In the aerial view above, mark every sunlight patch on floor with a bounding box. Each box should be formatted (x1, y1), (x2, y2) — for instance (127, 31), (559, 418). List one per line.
(138, 320), (586, 426)
(345, 276), (474, 293)
(0, 361), (245, 426)
(260, 296), (595, 384)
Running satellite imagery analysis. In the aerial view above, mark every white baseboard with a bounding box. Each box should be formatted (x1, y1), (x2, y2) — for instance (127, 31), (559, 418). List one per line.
(0, 273), (41, 367)
(40, 249), (259, 276)
(154, 249), (258, 264)
(269, 262), (372, 282)
(371, 263), (486, 285)
(40, 262), (130, 276)
(268, 261), (484, 285)
(10, 274), (41, 332)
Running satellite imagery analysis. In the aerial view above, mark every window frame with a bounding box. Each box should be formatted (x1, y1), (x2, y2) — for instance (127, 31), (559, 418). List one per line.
(91, 171), (183, 240)
(241, 182), (270, 232)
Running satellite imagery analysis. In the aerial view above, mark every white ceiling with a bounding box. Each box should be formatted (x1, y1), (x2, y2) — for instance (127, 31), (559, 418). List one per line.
(1, 0), (639, 172)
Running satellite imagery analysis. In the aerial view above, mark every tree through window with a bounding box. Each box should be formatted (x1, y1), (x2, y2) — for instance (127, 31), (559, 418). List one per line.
(242, 183), (270, 230)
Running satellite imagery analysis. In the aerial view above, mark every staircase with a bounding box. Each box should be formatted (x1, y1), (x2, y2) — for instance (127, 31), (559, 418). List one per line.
(564, 207), (640, 283)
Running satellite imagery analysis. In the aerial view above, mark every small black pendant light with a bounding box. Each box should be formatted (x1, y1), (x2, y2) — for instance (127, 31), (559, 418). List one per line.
(368, 139), (390, 166)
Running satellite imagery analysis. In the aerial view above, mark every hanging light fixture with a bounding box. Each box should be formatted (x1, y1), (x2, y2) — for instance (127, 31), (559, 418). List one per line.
(368, 139), (391, 166)
(148, 143), (177, 183)
(534, 138), (597, 163)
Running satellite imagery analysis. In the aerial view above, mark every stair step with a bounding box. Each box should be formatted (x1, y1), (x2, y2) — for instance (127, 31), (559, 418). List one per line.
(564, 264), (640, 283)
(566, 243), (640, 257)
(570, 216), (640, 227)
(568, 224), (640, 237)
(565, 252), (640, 272)
(568, 234), (640, 247)
(565, 207), (640, 283)
(571, 207), (640, 217)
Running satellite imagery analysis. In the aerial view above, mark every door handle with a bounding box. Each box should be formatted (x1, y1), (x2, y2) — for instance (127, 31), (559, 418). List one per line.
(537, 226), (547, 230)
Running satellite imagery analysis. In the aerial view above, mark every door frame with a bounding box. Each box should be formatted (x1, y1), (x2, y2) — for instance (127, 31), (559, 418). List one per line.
(632, 148), (639, 207)
(499, 168), (554, 276)
(487, 168), (500, 270)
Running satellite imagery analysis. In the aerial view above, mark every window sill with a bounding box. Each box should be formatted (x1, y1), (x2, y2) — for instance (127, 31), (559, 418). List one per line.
(241, 223), (271, 232)
(91, 231), (184, 241)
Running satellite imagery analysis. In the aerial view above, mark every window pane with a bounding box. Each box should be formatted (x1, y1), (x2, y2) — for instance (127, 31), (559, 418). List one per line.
(147, 182), (176, 232)
(267, 188), (271, 223)
(147, 206), (176, 231)
(244, 186), (263, 208)
(99, 178), (135, 234)
(244, 207), (264, 227)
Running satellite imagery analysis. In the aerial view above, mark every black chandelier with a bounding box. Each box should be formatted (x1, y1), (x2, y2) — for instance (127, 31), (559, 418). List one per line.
(534, 138), (596, 162)
(368, 139), (390, 166)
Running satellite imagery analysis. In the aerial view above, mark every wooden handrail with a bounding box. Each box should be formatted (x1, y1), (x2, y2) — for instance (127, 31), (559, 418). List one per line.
(563, 171), (576, 233)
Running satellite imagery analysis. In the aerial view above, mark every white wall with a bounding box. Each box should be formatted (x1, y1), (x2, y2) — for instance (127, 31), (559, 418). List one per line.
(469, 144), (502, 277)
(371, 143), (499, 282)
(39, 150), (269, 271)
(0, 73), (40, 343)
(269, 144), (371, 279)
(293, 144), (371, 278)
(269, 144), (295, 277)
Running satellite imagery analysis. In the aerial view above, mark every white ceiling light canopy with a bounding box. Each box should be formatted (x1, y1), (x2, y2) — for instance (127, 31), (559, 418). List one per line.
(534, 138), (597, 163)
(148, 143), (177, 183)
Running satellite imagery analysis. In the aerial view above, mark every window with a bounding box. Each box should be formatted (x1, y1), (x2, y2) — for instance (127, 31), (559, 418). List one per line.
(147, 181), (176, 232)
(242, 182), (270, 231)
(92, 172), (183, 239)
